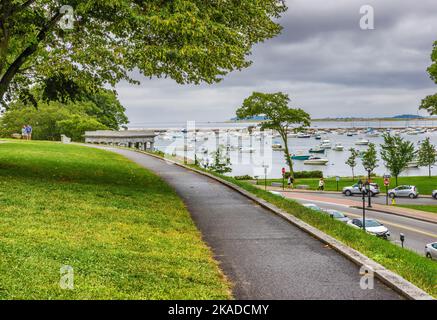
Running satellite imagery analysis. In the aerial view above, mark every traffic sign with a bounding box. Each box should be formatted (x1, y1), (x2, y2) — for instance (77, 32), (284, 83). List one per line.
(384, 178), (390, 186)
(336, 176), (340, 182)
(383, 174), (391, 179)
(282, 167), (286, 175)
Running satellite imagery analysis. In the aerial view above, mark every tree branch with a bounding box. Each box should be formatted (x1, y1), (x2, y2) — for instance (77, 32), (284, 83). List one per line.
(0, 11), (62, 102)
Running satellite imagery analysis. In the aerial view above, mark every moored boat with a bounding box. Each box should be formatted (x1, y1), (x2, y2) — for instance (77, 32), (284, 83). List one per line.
(309, 146), (325, 154)
(291, 154), (311, 160)
(333, 143), (344, 151)
(304, 156), (329, 165)
(355, 138), (369, 146)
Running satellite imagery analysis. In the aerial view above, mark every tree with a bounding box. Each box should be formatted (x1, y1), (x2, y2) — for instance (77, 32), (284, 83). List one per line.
(420, 41), (437, 114)
(207, 147), (232, 175)
(346, 148), (359, 180)
(417, 137), (436, 177)
(380, 134), (415, 186)
(0, 101), (107, 141)
(57, 115), (107, 141)
(0, 1), (287, 106)
(236, 92), (311, 178)
(361, 143), (378, 177)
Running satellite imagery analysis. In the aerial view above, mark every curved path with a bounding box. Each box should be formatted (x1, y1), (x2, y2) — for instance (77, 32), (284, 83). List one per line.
(104, 147), (401, 300)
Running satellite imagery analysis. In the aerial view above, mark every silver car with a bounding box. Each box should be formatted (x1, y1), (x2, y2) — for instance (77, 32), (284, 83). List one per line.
(302, 203), (324, 212)
(432, 190), (437, 199)
(325, 209), (350, 223)
(388, 185), (418, 199)
(343, 183), (380, 197)
(425, 242), (437, 260)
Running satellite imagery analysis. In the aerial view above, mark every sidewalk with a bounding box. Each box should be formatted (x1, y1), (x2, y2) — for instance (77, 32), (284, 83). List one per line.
(259, 185), (437, 224)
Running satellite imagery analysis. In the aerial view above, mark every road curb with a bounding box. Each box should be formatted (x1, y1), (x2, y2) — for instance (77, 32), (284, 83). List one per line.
(112, 148), (434, 300)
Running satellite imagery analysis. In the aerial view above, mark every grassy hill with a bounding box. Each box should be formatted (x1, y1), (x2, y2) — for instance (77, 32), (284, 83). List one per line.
(0, 140), (230, 299)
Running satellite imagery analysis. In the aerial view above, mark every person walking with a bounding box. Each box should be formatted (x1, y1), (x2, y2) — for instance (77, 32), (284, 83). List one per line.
(287, 176), (294, 189)
(318, 178), (325, 191)
(21, 125), (28, 140)
(25, 124), (32, 140)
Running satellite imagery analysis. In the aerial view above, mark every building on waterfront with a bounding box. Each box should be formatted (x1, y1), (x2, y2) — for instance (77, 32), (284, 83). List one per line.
(84, 130), (157, 151)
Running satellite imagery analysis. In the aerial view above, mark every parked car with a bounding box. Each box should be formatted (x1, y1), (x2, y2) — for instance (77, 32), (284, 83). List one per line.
(269, 191), (284, 198)
(347, 218), (390, 239)
(302, 203), (324, 212)
(388, 185), (418, 199)
(342, 183), (380, 197)
(325, 209), (350, 223)
(432, 190), (437, 199)
(425, 242), (437, 260)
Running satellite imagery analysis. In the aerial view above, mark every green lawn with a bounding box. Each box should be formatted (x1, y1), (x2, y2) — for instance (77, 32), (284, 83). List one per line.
(0, 141), (230, 299)
(397, 205), (437, 215)
(256, 176), (437, 195)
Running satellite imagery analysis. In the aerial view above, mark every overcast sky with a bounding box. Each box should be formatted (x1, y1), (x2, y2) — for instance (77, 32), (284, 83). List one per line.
(116, 0), (437, 126)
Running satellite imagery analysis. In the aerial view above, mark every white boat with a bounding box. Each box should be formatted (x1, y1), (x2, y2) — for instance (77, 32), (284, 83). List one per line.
(355, 138), (369, 146)
(297, 132), (311, 138)
(304, 156), (329, 165)
(240, 147), (256, 153)
(366, 132), (380, 137)
(272, 144), (283, 151)
(320, 140), (331, 149)
(333, 143), (344, 151)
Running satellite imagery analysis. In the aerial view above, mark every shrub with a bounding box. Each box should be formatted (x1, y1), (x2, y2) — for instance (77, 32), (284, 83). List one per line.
(234, 175), (253, 180)
(284, 171), (323, 179)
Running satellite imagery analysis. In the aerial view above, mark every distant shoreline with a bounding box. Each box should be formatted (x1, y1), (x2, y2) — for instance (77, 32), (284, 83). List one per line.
(227, 117), (435, 124)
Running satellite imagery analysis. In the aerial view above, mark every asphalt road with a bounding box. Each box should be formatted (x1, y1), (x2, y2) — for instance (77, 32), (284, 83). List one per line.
(318, 192), (437, 206)
(288, 196), (437, 254)
(103, 147), (401, 300)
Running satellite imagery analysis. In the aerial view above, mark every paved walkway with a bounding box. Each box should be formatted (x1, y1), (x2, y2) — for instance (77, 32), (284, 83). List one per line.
(104, 147), (401, 300)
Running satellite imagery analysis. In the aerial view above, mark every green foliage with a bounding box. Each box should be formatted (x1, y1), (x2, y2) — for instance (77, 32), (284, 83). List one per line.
(236, 92), (311, 176)
(418, 137), (436, 177)
(0, 101), (108, 141)
(0, 1), (287, 104)
(284, 171), (323, 179)
(380, 134), (415, 185)
(420, 41), (437, 115)
(56, 115), (107, 141)
(361, 143), (378, 174)
(345, 148), (359, 179)
(234, 175), (254, 180)
(207, 147), (232, 174)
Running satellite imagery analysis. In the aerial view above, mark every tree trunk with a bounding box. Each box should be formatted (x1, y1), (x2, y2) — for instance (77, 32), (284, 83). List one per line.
(352, 168), (355, 181)
(429, 164), (432, 178)
(281, 131), (294, 178)
(395, 175), (398, 186)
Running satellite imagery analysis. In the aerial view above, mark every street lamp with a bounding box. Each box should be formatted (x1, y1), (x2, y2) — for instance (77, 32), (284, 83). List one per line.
(358, 179), (367, 231)
(262, 164), (269, 191)
(366, 167), (372, 208)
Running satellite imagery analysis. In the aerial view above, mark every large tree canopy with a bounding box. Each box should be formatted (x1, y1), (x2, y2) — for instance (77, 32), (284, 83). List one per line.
(0, 0), (287, 106)
(420, 41), (437, 114)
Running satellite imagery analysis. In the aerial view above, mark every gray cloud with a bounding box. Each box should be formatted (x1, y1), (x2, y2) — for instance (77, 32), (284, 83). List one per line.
(116, 0), (437, 125)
